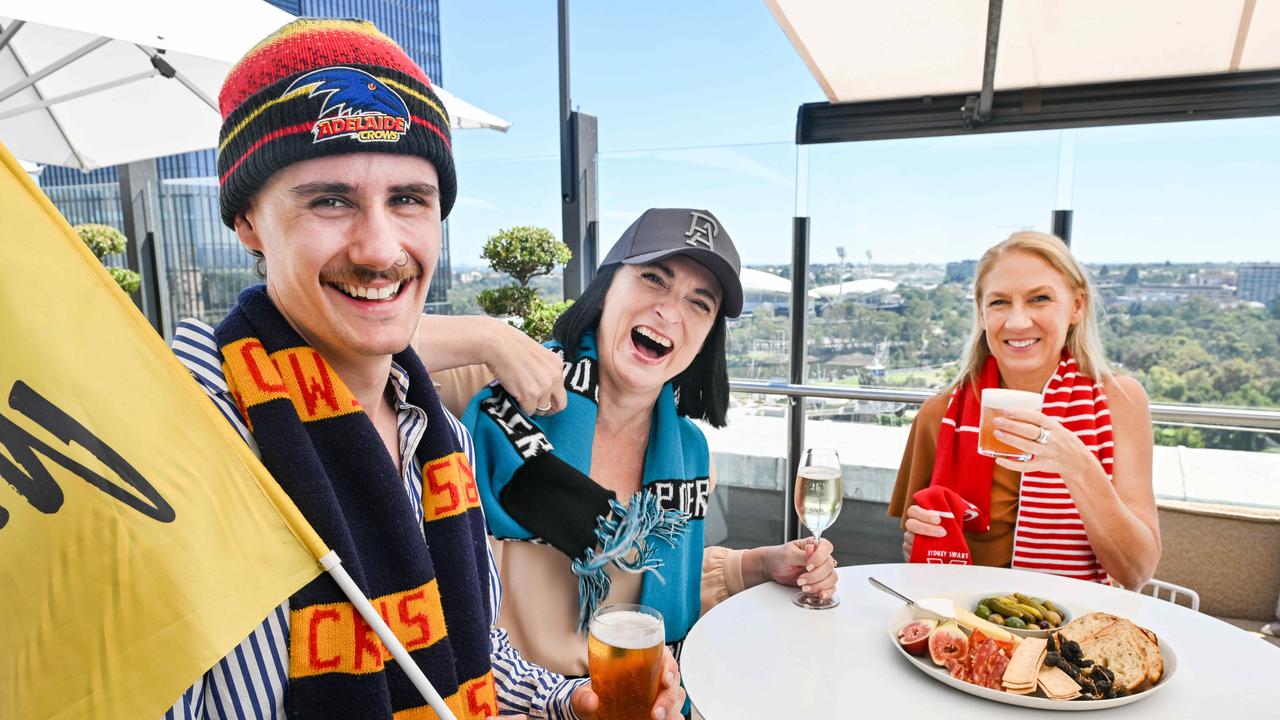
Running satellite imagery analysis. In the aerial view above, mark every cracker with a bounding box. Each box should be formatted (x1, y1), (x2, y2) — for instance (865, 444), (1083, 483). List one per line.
(1038, 665), (1082, 700)
(1002, 636), (1048, 690)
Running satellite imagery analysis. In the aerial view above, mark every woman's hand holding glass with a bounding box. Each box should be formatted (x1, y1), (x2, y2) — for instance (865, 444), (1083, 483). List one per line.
(991, 407), (1098, 479)
(572, 645), (684, 720)
(577, 604), (683, 720)
(754, 538), (838, 601)
(792, 448), (843, 609)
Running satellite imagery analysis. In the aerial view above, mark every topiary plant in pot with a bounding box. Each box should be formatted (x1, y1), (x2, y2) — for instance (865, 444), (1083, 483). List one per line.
(73, 223), (142, 294)
(476, 225), (572, 342)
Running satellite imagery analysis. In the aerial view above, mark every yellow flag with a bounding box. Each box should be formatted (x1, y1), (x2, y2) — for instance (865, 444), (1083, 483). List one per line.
(0, 142), (329, 718)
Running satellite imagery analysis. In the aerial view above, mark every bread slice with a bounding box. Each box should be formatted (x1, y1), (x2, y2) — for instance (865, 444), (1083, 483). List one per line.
(1058, 612), (1163, 689)
(1059, 612), (1123, 645)
(1124, 623), (1163, 685)
(1076, 624), (1149, 693)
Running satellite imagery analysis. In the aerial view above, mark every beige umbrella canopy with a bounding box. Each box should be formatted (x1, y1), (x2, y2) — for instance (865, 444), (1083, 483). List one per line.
(767, 0), (1280, 104)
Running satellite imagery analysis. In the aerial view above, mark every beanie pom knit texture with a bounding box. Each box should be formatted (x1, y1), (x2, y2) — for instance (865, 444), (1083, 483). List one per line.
(216, 19), (455, 227)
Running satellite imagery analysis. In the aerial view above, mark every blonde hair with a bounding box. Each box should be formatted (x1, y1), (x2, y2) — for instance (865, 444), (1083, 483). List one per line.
(951, 231), (1111, 392)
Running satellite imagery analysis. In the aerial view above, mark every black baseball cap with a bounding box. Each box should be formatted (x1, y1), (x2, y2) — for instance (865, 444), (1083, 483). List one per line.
(600, 208), (743, 318)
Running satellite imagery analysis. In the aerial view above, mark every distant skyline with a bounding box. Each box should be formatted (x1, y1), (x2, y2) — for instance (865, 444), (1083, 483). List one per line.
(437, 3), (1277, 269)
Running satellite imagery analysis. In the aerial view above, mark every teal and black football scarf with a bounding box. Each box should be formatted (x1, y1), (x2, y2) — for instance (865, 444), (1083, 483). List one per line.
(216, 285), (497, 719)
(462, 330), (710, 647)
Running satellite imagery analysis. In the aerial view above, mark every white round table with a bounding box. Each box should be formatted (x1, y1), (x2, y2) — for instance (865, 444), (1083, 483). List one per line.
(681, 563), (1280, 718)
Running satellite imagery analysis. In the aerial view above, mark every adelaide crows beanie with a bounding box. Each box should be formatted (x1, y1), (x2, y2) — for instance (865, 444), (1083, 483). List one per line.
(216, 18), (455, 227)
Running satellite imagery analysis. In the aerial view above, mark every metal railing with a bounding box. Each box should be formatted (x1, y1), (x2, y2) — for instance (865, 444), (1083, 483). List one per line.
(729, 379), (1280, 431)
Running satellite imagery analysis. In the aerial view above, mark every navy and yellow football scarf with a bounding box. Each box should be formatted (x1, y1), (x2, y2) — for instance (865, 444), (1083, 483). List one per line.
(216, 285), (496, 719)
(462, 330), (709, 647)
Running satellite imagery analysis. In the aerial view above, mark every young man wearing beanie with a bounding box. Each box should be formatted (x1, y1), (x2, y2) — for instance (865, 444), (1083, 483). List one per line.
(163, 18), (684, 720)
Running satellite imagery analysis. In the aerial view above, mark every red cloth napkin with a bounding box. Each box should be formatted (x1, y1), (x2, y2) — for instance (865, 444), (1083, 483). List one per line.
(909, 485), (979, 566)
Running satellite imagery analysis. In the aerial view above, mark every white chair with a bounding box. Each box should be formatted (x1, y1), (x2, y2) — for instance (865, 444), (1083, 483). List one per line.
(1138, 578), (1200, 612)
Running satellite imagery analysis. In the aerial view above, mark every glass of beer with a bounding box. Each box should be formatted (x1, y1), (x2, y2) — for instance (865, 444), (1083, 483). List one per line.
(978, 388), (1043, 461)
(792, 448), (842, 610)
(587, 603), (665, 720)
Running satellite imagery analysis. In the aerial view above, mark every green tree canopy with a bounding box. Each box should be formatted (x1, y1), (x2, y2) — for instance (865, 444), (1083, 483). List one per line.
(481, 226), (572, 288)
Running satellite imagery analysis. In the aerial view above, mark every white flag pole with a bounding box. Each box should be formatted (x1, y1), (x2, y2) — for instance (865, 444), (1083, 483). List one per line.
(319, 551), (458, 720)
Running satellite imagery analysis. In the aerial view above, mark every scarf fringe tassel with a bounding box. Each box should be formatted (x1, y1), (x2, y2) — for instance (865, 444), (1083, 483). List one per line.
(571, 493), (688, 632)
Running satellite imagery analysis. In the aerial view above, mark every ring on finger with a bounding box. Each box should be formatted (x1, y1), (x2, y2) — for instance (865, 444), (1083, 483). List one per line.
(1036, 426), (1051, 445)
(535, 402), (552, 413)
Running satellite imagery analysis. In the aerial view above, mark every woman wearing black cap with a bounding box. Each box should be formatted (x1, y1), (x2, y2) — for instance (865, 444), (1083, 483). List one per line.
(458, 209), (838, 700)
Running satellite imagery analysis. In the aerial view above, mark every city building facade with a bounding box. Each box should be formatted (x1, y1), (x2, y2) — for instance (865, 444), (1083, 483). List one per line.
(1238, 263), (1280, 306)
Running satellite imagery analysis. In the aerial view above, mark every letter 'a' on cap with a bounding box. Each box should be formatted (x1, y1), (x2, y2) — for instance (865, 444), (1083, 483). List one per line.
(600, 208), (743, 318)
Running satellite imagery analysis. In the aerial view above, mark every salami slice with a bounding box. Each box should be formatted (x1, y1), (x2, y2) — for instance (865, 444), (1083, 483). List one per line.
(983, 649), (1011, 690)
(971, 639), (999, 686)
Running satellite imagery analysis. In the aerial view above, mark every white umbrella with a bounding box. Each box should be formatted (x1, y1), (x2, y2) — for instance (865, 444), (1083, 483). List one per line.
(0, 0), (511, 171)
(0, 0), (290, 170)
(18, 156), (37, 177)
(432, 84), (511, 133)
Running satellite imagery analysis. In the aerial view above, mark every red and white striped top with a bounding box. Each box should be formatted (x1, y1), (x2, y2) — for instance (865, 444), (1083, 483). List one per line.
(1010, 355), (1112, 583)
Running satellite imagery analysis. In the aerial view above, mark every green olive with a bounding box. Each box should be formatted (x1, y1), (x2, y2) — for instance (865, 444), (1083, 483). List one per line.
(975, 603), (992, 619)
(989, 598), (1024, 619)
(1004, 616), (1028, 629)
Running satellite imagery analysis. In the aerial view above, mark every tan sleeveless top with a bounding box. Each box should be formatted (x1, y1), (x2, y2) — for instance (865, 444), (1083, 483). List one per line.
(887, 392), (1021, 567)
(435, 365), (746, 676)
(490, 533), (745, 677)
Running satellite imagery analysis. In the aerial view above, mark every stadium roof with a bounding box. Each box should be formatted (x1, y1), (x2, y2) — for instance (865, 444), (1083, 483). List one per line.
(810, 278), (899, 298)
(741, 267), (793, 295)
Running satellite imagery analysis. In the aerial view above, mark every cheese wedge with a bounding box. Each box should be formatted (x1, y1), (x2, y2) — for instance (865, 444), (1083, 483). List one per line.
(955, 607), (1017, 644)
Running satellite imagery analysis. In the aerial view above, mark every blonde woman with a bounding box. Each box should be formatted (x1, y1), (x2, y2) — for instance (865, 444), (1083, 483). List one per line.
(888, 232), (1159, 589)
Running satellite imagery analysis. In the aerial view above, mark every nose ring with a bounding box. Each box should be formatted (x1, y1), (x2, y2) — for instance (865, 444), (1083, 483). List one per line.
(394, 250), (409, 267)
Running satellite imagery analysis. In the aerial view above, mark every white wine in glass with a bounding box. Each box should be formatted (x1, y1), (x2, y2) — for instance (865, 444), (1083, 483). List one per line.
(793, 448), (842, 609)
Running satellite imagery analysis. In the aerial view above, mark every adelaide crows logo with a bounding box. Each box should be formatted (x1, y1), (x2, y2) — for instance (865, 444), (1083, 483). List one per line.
(284, 66), (411, 144)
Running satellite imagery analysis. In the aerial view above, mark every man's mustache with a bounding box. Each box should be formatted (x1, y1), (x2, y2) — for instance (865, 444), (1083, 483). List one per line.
(320, 260), (421, 286)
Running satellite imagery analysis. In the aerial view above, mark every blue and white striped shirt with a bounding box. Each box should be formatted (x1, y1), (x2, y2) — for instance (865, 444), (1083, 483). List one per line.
(163, 319), (585, 720)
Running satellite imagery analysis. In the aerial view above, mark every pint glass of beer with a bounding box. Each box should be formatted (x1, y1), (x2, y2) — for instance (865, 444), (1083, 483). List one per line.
(587, 603), (665, 720)
(978, 388), (1042, 461)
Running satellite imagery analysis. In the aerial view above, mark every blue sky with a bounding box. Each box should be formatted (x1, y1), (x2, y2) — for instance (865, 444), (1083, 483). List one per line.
(439, 1), (1279, 269)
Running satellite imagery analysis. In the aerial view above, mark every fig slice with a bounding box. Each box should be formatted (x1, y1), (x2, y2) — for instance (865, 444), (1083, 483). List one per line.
(929, 621), (970, 666)
(897, 618), (939, 656)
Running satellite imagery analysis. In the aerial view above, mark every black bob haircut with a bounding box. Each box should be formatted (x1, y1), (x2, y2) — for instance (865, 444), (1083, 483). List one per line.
(552, 262), (730, 428)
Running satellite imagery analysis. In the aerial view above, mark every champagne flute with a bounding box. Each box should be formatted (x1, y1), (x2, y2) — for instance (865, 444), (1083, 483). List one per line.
(792, 447), (843, 610)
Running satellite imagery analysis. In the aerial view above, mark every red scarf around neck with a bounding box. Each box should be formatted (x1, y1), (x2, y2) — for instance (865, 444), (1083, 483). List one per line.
(929, 350), (1113, 583)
